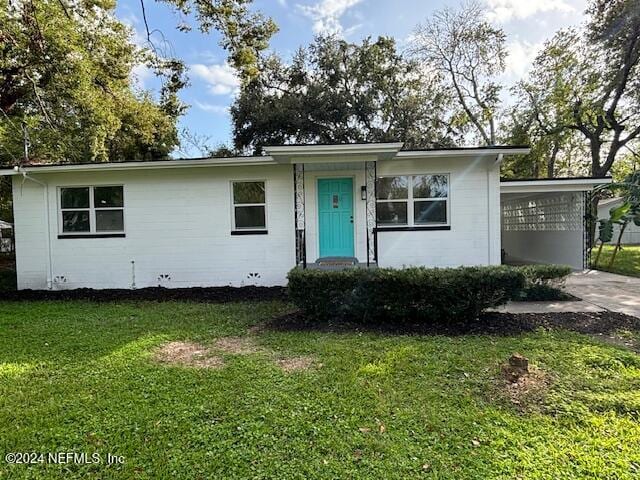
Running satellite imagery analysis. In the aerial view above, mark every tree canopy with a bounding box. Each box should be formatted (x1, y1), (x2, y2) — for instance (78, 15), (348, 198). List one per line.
(231, 36), (458, 154)
(0, 0), (276, 165)
(508, 0), (640, 178)
(409, 1), (506, 146)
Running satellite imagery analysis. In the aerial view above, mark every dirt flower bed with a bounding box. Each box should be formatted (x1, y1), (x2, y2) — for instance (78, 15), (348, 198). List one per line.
(264, 310), (640, 337)
(0, 285), (287, 303)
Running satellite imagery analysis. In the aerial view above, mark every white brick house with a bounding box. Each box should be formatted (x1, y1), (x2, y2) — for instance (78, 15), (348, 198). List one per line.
(1, 143), (609, 290)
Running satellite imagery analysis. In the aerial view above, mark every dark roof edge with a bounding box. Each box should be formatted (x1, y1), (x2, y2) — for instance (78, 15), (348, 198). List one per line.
(0, 154), (265, 170)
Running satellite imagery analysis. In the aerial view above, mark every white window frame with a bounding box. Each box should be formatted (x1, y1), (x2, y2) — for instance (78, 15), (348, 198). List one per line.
(376, 174), (450, 227)
(230, 180), (268, 231)
(58, 185), (125, 235)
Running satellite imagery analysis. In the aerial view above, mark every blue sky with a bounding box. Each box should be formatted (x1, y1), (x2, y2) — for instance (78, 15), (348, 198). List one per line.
(116, 0), (589, 157)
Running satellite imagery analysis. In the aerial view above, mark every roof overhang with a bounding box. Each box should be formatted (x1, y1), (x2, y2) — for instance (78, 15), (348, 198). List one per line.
(0, 156), (277, 175)
(501, 177), (612, 194)
(397, 147), (530, 159)
(0, 144), (532, 175)
(263, 143), (404, 164)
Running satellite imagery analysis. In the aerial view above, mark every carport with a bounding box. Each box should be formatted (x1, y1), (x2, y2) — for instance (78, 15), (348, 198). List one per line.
(500, 178), (611, 270)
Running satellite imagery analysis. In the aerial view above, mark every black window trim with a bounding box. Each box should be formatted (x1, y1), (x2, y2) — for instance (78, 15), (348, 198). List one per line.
(58, 185), (125, 236)
(375, 173), (450, 227)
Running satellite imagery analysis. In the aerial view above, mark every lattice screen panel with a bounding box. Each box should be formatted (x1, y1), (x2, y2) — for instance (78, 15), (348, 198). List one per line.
(502, 192), (583, 231)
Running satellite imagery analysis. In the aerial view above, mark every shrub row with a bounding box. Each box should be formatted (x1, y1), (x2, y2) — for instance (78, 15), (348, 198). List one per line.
(287, 265), (525, 323)
(513, 264), (573, 301)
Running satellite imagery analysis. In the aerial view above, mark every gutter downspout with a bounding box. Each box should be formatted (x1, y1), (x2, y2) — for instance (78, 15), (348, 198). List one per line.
(18, 168), (53, 289)
(488, 154), (504, 265)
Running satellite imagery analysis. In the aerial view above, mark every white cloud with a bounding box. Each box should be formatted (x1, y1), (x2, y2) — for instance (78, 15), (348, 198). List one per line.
(194, 101), (230, 115)
(190, 63), (240, 96)
(504, 39), (543, 78)
(297, 0), (363, 36)
(131, 63), (153, 90)
(486, 0), (574, 23)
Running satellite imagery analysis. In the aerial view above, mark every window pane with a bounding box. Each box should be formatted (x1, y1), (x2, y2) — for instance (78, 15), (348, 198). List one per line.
(61, 188), (89, 209)
(233, 182), (265, 204)
(376, 202), (407, 225)
(414, 200), (447, 224)
(62, 211), (90, 232)
(413, 175), (448, 198)
(235, 206), (266, 229)
(94, 186), (123, 208)
(376, 176), (408, 200)
(96, 210), (124, 232)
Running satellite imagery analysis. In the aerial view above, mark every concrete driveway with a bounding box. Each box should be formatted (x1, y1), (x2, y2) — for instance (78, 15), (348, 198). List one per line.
(565, 270), (640, 318)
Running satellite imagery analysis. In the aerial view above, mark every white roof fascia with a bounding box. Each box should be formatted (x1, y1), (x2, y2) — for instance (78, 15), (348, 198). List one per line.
(500, 177), (612, 194)
(598, 196), (622, 206)
(396, 147), (530, 158)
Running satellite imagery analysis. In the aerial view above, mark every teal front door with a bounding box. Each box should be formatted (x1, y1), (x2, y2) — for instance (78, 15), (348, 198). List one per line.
(318, 178), (354, 257)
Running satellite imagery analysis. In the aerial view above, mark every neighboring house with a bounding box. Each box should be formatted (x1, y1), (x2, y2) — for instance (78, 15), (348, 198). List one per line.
(0, 220), (13, 253)
(597, 197), (640, 245)
(0, 143), (609, 290)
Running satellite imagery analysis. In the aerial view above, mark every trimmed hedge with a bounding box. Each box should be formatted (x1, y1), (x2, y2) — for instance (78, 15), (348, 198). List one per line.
(287, 266), (525, 323)
(513, 264), (573, 301)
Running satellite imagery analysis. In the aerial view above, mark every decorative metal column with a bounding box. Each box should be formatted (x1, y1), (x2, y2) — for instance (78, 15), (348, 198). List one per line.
(365, 161), (377, 266)
(293, 164), (306, 267)
(582, 191), (591, 270)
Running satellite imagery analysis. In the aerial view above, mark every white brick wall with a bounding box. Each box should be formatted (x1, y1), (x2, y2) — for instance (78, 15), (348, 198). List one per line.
(10, 155), (503, 289)
(376, 156), (499, 268)
(12, 177), (49, 289)
(13, 165), (295, 289)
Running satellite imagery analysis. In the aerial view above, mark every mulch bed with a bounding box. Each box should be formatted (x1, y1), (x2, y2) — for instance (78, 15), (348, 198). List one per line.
(0, 285), (287, 303)
(263, 310), (640, 337)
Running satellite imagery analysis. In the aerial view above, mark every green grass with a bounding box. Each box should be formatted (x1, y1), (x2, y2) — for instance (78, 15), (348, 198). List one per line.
(593, 245), (640, 277)
(1, 301), (639, 479)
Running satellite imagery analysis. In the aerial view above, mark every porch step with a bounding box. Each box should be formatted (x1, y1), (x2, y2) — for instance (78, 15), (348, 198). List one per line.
(307, 257), (375, 270)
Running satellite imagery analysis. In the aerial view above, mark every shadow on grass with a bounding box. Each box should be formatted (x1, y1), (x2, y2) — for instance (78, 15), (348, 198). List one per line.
(262, 310), (640, 337)
(0, 301), (291, 366)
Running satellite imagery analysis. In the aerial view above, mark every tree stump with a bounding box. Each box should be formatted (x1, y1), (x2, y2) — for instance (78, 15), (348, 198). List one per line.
(503, 353), (529, 383)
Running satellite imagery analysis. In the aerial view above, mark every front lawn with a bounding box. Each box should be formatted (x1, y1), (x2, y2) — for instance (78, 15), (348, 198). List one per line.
(593, 244), (640, 277)
(1, 300), (639, 479)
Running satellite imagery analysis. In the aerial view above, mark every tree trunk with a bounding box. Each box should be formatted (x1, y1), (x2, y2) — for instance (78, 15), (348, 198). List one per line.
(588, 140), (605, 245)
(607, 221), (628, 268)
(547, 142), (559, 178)
(594, 240), (605, 267)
